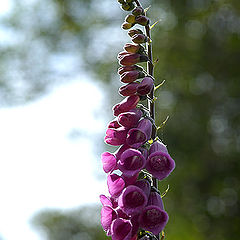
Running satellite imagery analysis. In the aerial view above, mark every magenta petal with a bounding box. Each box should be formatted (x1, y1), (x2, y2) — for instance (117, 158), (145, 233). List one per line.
(105, 127), (128, 146)
(115, 144), (131, 160)
(100, 194), (112, 207)
(147, 192), (164, 210)
(122, 173), (139, 186)
(108, 119), (122, 129)
(117, 108), (142, 128)
(130, 214), (140, 238)
(101, 206), (117, 234)
(112, 96), (140, 116)
(139, 206), (169, 235)
(118, 185), (148, 215)
(137, 76), (154, 96)
(101, 152), (117, 173)
(118, 148), (146, 176)
(111, 218), (132, 240)
(107, 174), (125, 198)
(146, 152), (175, 180)
(126, 119), (152, 148)
(149, 141), (168, 155)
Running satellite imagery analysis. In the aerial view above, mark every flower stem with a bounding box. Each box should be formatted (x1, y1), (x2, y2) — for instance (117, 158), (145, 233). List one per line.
(135, 0), (159, 239)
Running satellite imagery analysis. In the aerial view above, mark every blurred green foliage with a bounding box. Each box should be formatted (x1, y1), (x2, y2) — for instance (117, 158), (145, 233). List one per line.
(1, 0), (240, 239)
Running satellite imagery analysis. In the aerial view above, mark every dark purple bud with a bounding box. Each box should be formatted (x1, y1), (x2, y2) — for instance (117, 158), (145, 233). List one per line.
(126, 118), (152, 148)
(135, 15), (150, 26)
(147, 192), (164, 210)
(107, 173), (125, 198)
(137, 76), (154, 96)
(124, 43), (144, 54)
(111, 218), (132, 240)
(101, 152), (117, 173)
(108, 119), (122, 129)
(119, 53), (148, 66)
(112, 95), (140, 116)
(139, 206), (169, 235)
(146, 150), (175, 180)
(117, 108), (142, 128)
(121, 2), (135, 11)
(134, 179), (151, 199)
(125, 14), (136, 24)
(122, 22), (134, 30)
(118, 0), (125, 3)
(118, 148), (146, 176)
(132, 6), (144, 16)
(105, 126), (128, 146)
(118, 51), (130, 60)
(132, 34), (148, 44)
(128, 29), (143, 37)
(120, 70), (144, 83)
(119, 82), (139, 96)
(118, 185), (148, 215)
(118, 65), (143, 75)
(101, 206), (117, 235)
(149, 141), (168, 155)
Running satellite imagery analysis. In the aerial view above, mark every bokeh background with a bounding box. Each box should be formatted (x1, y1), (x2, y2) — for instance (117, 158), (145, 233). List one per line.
(0, 0), (239, 239)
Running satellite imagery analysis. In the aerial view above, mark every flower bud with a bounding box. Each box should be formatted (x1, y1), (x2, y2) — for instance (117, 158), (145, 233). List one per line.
(119, 82), (139, 96)
(117, 51), (130, 60)
(121, 2), (135, 11)
(137, 76), (154, 96)
(135, 15), (150, 26)
(132, 34), (148, 44)
(125, 14), (136, 24)
(126, 0), (134, 3)
(119, 53), (148, 66)
(132, 6), (144, 16)
(118, 65), (143, 75)
(124, 43), (145, 54)
(128, 28), (143, 37)
(112, 95), (140, 116)
(121, 22), (133, 30)
(118, 0), (125, 3)
(120, 70), (145, 83)
(117, 108), (142, 128)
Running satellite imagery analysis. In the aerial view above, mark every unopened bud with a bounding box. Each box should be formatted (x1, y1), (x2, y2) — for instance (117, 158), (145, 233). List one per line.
(132, 34), (148, 44)
(119, 82), (139, 96)
(128, 29), (143, 37)
(126, 0), (134, 3)
(117, 51), (129, 60)
(125, 14), (136, 24)
(132, 6), (144, 16)
(119, 53), (148, 66)
(135, 15), (150, 26)
(121, 2), (135, 11)
(118, 0), (125, 4)
(137, 76), (154, 96)
(120, 70), (145, 83)
(124, 43), (145, 54)
(118, 65), (143, 75)
(122, 22), (133, 30)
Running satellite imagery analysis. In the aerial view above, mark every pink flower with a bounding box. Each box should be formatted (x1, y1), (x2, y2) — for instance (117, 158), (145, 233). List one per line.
(119, 53), (148, 66)
(101, 152), (117, 173)
(119, 82), (139, 96)
(105, 126), (128, 146)
(111, 218), (132, 240)
(120, 70), (144, 83)
(107, 173), (125, 198)
(137, 77), (154, 96)
(117, 108), (142, 128)
(101, 206), (117, 235)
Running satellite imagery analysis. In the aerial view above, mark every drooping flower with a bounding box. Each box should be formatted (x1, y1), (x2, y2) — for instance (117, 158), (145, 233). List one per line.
(118, 185), (148, 215)
(126, 118), (152, 148)
(146, 141), (175, 180)
(101, 206), (117, 235)
(101, 152), (117, 173)
(111, 218), (132, 240)
(139, 205), (169, 235)
(117, 108), (142, 128)
(119, 82), (139, 96)
(107, 173), (125, 198)
(118, 148), (146, 176)
(105, 126), (128, 146)
(113, 95), (140, 116)
(119, 53), (148, 66)
(137, 76), (154, 96)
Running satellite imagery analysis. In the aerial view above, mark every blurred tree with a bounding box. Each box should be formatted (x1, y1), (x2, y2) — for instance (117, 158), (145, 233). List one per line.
(1, 0), (239, 239)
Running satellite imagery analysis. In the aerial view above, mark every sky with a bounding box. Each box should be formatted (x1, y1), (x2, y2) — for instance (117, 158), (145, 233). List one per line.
(0, 80), (108, 240)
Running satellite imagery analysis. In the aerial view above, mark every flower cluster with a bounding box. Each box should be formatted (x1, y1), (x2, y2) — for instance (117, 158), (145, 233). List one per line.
(100, 1), (175, 239)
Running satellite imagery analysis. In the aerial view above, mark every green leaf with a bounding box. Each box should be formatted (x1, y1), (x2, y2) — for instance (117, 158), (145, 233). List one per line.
(154, 79), (166, 91)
